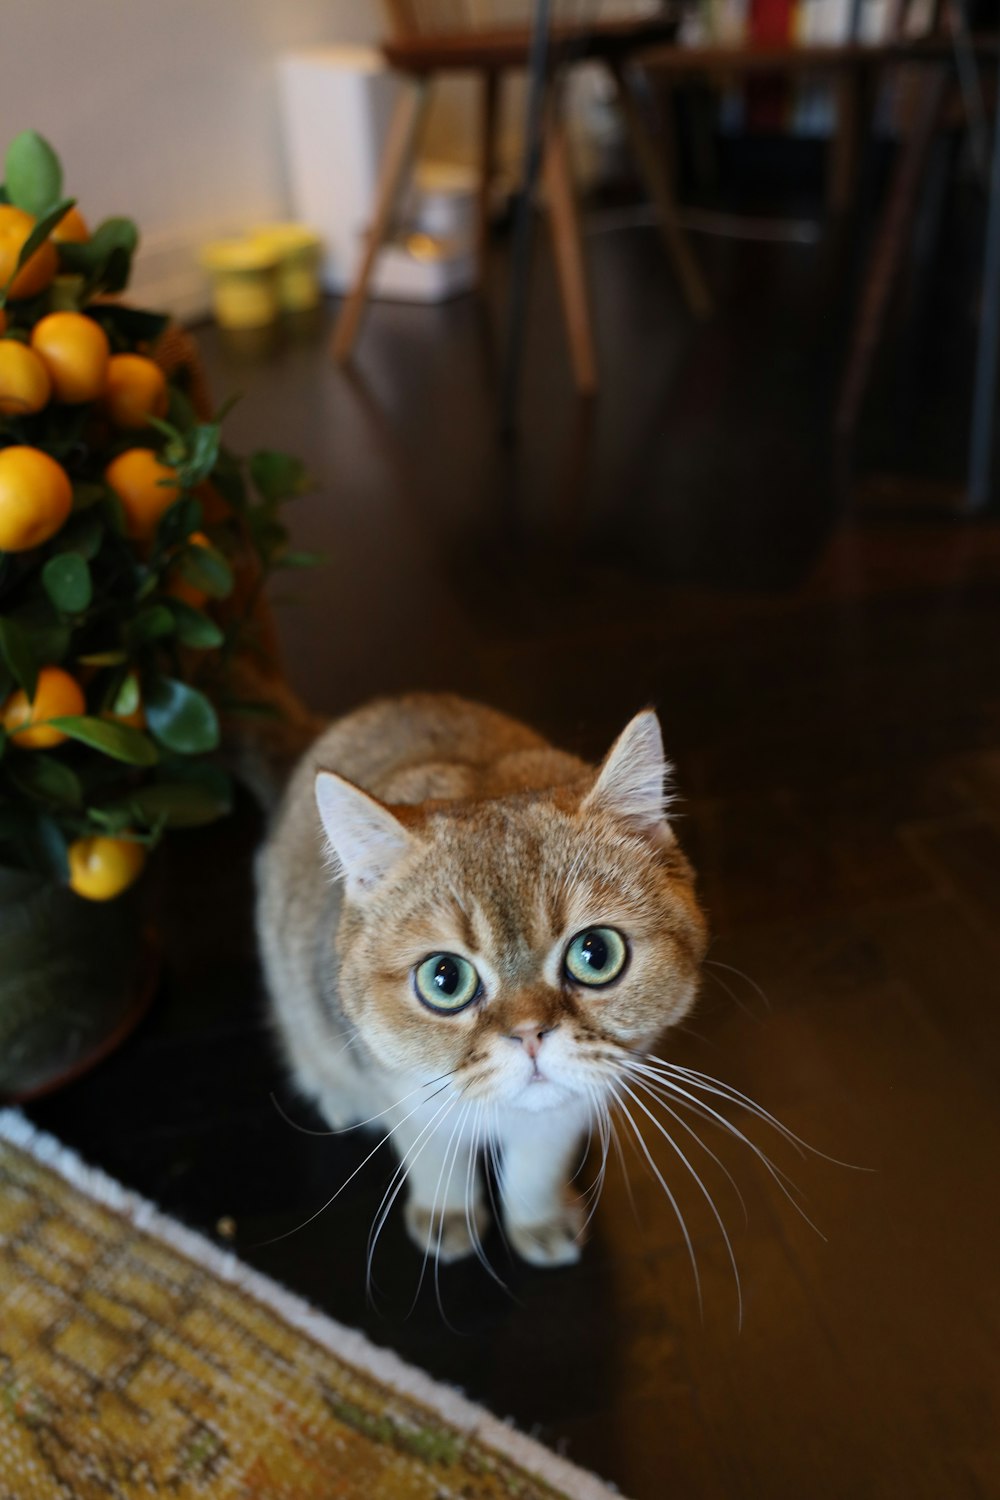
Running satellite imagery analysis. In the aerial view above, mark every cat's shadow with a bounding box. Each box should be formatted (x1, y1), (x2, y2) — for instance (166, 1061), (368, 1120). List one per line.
(251, 1085), (621, 1456)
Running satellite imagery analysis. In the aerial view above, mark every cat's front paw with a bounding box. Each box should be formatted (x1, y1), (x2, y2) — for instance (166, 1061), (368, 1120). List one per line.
(505, 1197), (585, 1268)
(404, 1200), (492, 1264)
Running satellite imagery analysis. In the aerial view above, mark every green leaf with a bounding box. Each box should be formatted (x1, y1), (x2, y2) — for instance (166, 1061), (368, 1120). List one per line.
(76, 650), (127, 668)
(85, 302), (169, 349)
(0, 616), (38, 698)
(176, 541), (233, 600)
(210, 449), (248, 511)
(108, 775), (232, 829)
(213, 392), (243, 425)
(55, 510), (104, 560)
(42, 552), (92, 614)
(155, 495), (202, 552)
(167, 599), (224, 650)
(55, 216), (138, 298)
(166, 384), (198, 433)
(126, 605), (175, 647)
(177, 424), (221, 488)
(30, 814), (69, 881)
(46, 715), (158, 765)
(5, 130), (63, 217)
(111, 672), (140, 717)
(7, 752), (82, 809)
(143, 676), (219, 755)
(85, 806), (134, 835)
(250, 450), (312, 506)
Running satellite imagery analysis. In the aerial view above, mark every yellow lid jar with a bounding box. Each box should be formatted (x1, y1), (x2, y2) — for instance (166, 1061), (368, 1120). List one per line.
(251, 224), (323, 313)
(200, 238), (281, 329)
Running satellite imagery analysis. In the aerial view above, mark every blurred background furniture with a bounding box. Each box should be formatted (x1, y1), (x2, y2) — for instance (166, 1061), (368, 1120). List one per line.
(637, 0), (1000, 506)
(331, 1), (713, 394)
(833, 11), (995, 428)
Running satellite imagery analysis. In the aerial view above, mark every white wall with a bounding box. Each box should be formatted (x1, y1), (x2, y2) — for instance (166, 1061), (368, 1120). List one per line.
(0, 0), (380, 318)
(0, 1), (625, 320)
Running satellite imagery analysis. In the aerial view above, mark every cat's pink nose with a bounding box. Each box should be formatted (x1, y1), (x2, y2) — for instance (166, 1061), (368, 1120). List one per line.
(507, 1024), (554, 1060)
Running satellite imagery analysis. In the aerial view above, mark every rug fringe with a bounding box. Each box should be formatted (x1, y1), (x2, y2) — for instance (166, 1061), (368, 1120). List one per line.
(0, 1108), (628, 1500)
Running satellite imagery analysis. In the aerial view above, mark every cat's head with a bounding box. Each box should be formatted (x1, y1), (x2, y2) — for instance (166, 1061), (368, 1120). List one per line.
(314, 712), (706, 1112)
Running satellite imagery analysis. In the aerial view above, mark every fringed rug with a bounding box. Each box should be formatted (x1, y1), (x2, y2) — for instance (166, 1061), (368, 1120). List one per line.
(0, 1111), (625, 1499)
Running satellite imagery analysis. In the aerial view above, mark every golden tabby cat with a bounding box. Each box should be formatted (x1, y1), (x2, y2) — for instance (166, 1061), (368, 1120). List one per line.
(256, 694), (706, 1268)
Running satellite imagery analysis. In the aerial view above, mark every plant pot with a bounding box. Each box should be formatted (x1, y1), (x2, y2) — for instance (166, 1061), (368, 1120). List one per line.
(0, 866), (156, 1103)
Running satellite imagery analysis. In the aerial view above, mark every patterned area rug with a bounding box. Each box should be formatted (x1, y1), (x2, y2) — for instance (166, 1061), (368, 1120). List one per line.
(0, 1111), (625, 1499)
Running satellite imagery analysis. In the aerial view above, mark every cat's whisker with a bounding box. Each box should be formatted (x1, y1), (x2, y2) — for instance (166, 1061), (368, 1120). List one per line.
(626, 1066), (827, 1237)
(578, 1086), (613, 1234)
(325, 1027), (365, 1063)
(269, 1091), (340, 1138)
(333, 1070), (459, 1136)
(575, 1086), (602, 1199)
(627, 1061), (802, 1192)
(464, 1106), (509, 1292)
(405, 1092), (475, 1324)
(704, 958), (772, 1013)
(608, 1083), (704, 1321)
(702, 964), (761, 1022)
(260, 1088), (443, 1247)
(609, 1116), (640, 1226)
(571, 1094), (599, 1185)
(403, 1095), (464, 1320)
(484, 1104), (514, 1263)
(617, 1078), (744, 1330)
(622, 1068), (749, 1229)
(366, 1090), (460, 1299)
(640, 1053), (863, 1170)
(628, 1057), (809, 1170)
(431, 1100), (477, 1329)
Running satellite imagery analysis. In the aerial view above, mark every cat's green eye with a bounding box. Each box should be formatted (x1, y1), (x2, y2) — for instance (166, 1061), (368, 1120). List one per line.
(414, 953), (481, 1014)
(564, 927), (628, 988)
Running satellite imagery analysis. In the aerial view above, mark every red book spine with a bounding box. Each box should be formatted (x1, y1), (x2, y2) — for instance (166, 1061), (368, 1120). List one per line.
(746, 0), (796, 130)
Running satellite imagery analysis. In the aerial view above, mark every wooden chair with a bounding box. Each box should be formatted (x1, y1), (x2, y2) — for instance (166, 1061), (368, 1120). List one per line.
(634, 0), (988, 439)
(331, 1), (714, 394)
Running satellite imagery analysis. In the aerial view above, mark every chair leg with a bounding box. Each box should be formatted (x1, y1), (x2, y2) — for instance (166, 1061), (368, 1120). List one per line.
(542, 113), (599, 396)
(331, 79), (429, 365)
(609, 59), (713, 320)
(827, 72), (865, 216)
(835, 66), (948, 433)
(477, 71), (501, 289)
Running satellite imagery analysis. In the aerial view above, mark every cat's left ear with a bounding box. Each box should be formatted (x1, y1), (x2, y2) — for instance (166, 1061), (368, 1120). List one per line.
(582, 710), (675, 841)
(315, 771), (413, 897)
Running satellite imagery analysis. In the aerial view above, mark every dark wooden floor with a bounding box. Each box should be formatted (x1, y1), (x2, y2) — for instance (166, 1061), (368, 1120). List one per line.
(27, 203), (1000, 1499)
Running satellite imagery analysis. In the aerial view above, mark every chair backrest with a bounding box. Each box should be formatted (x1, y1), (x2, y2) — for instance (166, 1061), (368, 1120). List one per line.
(382, 1), (657, 39)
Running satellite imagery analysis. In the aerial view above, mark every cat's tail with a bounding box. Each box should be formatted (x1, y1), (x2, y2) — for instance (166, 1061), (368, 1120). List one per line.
(218, 653), (326, 816)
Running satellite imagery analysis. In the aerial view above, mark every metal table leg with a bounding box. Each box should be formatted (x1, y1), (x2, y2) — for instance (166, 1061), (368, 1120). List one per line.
(967, 47), (1000, 512)
(499, 0), (554, 437)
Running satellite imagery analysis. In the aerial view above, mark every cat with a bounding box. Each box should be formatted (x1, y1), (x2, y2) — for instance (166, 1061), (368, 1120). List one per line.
(255, 693), (707, 1269)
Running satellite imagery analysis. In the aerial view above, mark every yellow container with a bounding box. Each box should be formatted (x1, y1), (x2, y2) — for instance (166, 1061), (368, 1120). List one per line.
(200, 239), (281, 329)
(251, 224), (323, 313)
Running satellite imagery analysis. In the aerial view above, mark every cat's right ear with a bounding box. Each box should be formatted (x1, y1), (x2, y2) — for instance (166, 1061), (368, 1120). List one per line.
(582, 709), (675, 844)
(315, 771), (412, 897)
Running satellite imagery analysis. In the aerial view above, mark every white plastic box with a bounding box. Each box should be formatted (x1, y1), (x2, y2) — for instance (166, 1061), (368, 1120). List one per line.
(278, 47), (476, 303)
